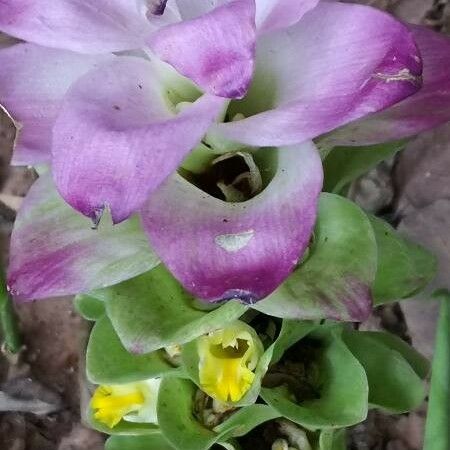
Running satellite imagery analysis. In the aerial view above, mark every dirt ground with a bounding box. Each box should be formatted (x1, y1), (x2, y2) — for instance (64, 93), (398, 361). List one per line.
(0, 1), (449, 449)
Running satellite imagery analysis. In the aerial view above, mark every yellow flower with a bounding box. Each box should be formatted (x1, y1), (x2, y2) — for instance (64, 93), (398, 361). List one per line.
(198, 321), (263, 403)
(91, 379), (160, 429)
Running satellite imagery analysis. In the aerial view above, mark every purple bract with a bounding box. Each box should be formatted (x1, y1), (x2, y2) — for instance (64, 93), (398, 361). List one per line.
(1, 0), (449, 303)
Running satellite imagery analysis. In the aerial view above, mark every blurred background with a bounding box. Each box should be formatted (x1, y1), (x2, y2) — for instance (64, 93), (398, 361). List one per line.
(0, 1), (449, 449)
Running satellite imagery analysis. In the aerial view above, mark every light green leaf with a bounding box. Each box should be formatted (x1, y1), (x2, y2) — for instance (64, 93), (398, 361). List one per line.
(370, 216), (436, 305)
(322, 141), (405, 194)
(238, 320), (318, 407)
(254, 194), (377, 321)
(261, 328), (368, 430)
(270, 320), (318, 365)
(74, 294), (105, 321)
(93, 265), (247, 354)
(343, 330), (426, 413)
(213, 404), (280, 441)
(106, 434), (174, 450)
(157, 378), (216, 450)
(87, 316), (177, 384)
(352, 331), (429, 379)
(424, 290), (450, 450)
(157, 378), (279, 450)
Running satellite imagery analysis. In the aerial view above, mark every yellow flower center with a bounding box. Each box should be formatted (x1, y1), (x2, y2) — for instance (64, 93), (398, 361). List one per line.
(91, 385), (145, 428)
(198, 322), (263, 403)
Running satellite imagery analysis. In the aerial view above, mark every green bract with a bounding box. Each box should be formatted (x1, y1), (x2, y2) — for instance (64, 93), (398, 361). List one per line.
(261, 326), (368, 430)
(103, 426), (347, 450)
(157, 377), (280, 450)
(74, 294), (105, 321)
(106, 434), (174, 450)
(322, 141), (406, 194)
(91, 265), (247, 354)
(342, 330), (428, 413)
(254, 193), (377, 321)
(87, 316), (179, 384)
(83, 292), (430, 446)
(370, 216), (437, 305)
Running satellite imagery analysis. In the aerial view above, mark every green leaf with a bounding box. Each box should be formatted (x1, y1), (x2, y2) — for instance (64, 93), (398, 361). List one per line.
(254, 194), (377, 321)
(158, 378), (216, 450)
(106, 434), (174, 450)
(157, 378), (279, 450)
(343, 330), (426, 413)
(213, 404), (281, 441)
(74, 294), (105, 321)
(322, 141), (405, 194)
(93, 265), (247, 354)
(270, 320), (318, 365)
(261, 328), (368, 430)
(87, 316), (177, 384)
(180, 320), (316, 407)
(370, 216), (437, 305)
(424, 290), (450, 450)
(352, 331), (429, 379)
(241, 320), (318, 406)
(0, 270), (21, 353)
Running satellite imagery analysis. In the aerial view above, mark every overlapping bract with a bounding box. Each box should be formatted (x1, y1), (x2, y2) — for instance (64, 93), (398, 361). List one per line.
(81, 295), (429, 450)
(0, 0), (449, 305)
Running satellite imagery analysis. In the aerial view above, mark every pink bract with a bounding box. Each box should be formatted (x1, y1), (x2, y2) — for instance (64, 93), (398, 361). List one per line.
(1, 0), (449, 305)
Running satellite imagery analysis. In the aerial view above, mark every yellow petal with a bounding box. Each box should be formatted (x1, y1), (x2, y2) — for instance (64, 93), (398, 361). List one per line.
(91, 384), (144, 429)
(198, 321), (263, 403)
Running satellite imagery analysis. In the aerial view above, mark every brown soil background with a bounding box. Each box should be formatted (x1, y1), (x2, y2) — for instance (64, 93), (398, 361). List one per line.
(0, 1), (449, 449)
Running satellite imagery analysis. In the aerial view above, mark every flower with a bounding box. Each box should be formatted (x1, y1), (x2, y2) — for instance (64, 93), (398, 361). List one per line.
(198, 321), (263, 402)
(91, 379), (161, 428)
(1, 0), (449, 304)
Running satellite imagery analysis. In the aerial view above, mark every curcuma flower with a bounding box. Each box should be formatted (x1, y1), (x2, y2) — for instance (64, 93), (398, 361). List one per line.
(1, 0), (450, 302)
(198, 321), (263, 403)
(91, 379), (160, 428)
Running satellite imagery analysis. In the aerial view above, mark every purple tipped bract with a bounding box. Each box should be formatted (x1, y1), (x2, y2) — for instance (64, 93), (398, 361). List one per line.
(1, 0), (449, 304)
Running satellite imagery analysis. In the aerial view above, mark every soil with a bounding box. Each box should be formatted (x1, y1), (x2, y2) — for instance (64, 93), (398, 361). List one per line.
(1, 1), (450, 449)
